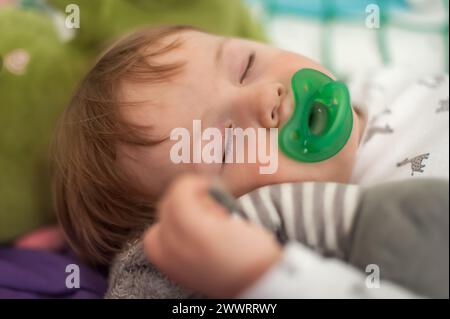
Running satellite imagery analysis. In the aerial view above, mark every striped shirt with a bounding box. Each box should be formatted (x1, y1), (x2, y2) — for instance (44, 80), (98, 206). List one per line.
(234, 182), (361, 260)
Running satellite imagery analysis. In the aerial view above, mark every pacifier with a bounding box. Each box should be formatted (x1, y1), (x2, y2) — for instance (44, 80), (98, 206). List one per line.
(279, 68), (353, 163)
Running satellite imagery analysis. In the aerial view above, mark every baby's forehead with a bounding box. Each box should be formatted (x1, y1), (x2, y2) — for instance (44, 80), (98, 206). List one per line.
(118, 80), (176, 131)
(119, 31), (221, 98)
(117, 30), (226, 132)
(118, 79), (199, 141)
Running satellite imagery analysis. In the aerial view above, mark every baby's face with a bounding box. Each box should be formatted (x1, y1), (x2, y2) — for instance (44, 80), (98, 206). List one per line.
(119, 31), (364, 198)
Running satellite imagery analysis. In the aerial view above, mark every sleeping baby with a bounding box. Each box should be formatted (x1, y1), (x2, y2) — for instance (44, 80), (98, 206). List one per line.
(52, 25), (449, 298)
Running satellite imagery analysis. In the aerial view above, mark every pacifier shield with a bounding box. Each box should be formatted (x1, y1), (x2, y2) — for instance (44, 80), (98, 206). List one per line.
(279, 68), (353, 163)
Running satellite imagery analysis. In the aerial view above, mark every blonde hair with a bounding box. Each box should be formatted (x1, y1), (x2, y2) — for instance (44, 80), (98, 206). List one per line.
(52, 25), (195, 265)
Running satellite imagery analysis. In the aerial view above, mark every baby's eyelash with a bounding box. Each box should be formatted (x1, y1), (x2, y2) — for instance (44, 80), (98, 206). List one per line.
(239, 52), (255, 84)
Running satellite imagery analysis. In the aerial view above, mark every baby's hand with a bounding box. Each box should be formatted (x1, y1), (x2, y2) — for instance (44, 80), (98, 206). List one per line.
(144, 174), (282, 298)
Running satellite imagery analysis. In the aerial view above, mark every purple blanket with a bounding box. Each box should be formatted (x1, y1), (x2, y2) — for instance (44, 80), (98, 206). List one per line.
(0, 247), (107, 299)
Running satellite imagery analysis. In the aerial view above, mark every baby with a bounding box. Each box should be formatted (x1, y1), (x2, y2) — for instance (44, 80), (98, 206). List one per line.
(52, 25), (448, 297)
(53, 25), (365, 264)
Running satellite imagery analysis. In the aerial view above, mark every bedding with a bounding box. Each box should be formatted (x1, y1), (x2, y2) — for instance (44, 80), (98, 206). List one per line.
(246, 0), (448, 78)
(0, 246), (107, 298)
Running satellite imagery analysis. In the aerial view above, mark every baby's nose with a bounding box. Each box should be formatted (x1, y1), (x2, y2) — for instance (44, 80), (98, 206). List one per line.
(258, 83), (286, 129)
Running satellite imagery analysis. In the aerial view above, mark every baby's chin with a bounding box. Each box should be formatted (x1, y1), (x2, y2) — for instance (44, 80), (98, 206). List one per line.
(226, 151), (355, 197)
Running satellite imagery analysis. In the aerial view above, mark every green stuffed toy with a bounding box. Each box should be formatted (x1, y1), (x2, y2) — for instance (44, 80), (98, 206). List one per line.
(0, 6), (87, 242)
(0, 0), (265, 242)
(48, 0), (266, 55)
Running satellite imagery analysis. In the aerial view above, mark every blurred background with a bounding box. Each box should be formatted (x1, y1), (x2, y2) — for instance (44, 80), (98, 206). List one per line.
(0, 0), (448, 298)
(245, 0), (448, 78)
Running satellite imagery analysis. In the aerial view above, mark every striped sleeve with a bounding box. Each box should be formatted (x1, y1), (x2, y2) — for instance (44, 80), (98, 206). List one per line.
(234, 182), (362, 260)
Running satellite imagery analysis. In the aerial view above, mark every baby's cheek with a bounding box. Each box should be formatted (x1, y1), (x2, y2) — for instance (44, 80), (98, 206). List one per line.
(221, 163), (267, 197)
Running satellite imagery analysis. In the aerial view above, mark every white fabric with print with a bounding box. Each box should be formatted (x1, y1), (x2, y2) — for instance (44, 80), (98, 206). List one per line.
(349, 67), (449, 186)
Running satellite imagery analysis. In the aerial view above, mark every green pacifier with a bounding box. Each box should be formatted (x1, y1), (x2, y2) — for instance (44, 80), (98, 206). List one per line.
(279, 68), (353, 163)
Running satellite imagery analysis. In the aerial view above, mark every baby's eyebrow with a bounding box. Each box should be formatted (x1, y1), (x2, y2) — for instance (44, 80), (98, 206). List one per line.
(215, 37), (230, 67)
